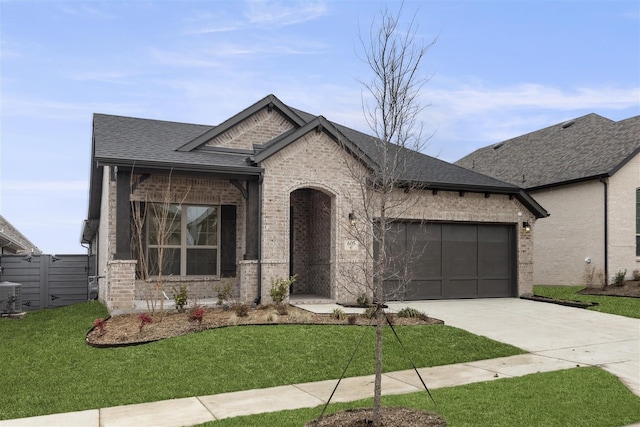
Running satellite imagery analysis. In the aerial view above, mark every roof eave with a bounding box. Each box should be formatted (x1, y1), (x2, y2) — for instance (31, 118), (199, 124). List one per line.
(95, 158), (264, 176)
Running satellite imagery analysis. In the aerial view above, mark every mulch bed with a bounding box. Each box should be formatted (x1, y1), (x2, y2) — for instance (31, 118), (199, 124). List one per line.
(306, 407), (446, 426)
(86, 304), (443, 347)
(579, 281), (640, 298)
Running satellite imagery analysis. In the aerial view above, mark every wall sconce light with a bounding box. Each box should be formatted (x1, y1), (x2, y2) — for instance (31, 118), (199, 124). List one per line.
(348, 212), (356, 226)
(522, 221), (531, 232)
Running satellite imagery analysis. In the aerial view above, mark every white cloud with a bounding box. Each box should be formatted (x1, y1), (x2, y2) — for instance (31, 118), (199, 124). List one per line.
(430, 82), (640, 115)
(244, 0), (328, 27)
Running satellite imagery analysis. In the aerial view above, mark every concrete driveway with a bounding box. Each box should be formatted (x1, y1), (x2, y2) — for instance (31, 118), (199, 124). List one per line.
(387, 298), (640, 396)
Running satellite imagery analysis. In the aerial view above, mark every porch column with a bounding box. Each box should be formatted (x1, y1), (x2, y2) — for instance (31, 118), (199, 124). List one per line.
(114, 169), (132, 260)
(245, 179), (260, 260)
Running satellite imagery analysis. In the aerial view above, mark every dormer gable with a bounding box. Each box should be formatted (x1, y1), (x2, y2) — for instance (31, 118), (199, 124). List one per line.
(177, 94), (307, 152)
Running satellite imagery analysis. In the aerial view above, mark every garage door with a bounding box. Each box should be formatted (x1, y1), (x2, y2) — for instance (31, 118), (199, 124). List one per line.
(383, 222), (516, 300)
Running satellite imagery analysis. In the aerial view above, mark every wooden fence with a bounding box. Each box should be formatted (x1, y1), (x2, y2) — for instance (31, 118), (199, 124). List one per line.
(0, 254), (92, 311)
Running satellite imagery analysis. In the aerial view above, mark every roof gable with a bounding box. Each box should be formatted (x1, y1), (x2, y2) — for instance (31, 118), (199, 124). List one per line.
(456, 114), (640, 189)
(177, 94), (307, 152)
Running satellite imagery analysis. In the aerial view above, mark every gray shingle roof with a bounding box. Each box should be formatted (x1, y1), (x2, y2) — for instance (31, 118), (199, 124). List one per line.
(93, 114), (260, 174)
(455, 114), (640, 189)
(88, 95), (548, 221)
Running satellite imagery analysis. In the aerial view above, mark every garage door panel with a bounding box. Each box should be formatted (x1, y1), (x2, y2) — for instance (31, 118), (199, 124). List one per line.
(478, 225), (510, 277)
(443, 224), (478, 276)
(444, 279), (478, 298)
(479, 279), (512, 297)
(407, 280), (442, 299)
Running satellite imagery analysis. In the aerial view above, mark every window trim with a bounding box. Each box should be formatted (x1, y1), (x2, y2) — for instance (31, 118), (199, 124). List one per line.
(147, 204), (221, 277)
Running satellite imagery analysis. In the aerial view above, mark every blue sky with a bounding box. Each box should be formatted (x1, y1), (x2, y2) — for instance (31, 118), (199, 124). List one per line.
(1, 0), (638, 254)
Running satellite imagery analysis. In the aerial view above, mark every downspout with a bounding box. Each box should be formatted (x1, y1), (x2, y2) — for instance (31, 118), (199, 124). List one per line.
(600, 177), (609, 285)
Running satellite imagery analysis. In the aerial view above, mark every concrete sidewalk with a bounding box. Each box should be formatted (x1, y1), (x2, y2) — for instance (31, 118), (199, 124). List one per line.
(0, 354), (580, 427)
(1, 299), (638, 427)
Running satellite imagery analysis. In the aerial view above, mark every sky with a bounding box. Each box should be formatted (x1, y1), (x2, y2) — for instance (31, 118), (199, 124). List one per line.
(0, 0), (638, 255)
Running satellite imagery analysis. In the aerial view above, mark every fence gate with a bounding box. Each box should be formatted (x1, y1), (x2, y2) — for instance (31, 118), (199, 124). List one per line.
(0, 254), (90, 311)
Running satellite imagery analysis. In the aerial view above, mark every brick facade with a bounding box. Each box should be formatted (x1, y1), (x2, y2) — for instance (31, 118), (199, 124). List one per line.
(530, 152), (640, 286)
(96, 106), (539, 312)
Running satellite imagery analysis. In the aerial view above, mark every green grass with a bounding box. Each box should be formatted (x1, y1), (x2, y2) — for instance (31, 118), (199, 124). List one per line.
(0, 302), (524, 420)
(200, 367), (640, 427)
(534, 285), (640, 319)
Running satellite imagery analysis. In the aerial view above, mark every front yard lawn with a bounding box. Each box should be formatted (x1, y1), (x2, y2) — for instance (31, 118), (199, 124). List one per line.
(201, 367), (640, 427)
(534, 285), (640, 319)
(0, 302), (524, 420)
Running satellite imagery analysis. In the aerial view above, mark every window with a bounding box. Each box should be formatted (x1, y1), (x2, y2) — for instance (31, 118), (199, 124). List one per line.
(148, 204), (219, 276)
(636, 190), (640, 256)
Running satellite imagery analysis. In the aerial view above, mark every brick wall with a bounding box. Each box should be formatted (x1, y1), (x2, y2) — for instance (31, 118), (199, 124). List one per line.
(531, 180), (605, 285)
(607, 153), (640, 281)
(105, 259), (136, 312)
(206, 107), (295, 150)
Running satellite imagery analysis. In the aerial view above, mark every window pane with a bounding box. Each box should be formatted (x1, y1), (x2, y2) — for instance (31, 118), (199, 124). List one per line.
(149, 248), (180, 276)
(149, 205), (181, 245)
(186, 206), (217, 246)
(187, 248), (217, 275)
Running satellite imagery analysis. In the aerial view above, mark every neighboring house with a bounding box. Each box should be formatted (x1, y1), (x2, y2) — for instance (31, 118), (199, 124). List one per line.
(456, 113), (640, 286)
(81, 94), (547, 312)
(0, 215), (41, 255)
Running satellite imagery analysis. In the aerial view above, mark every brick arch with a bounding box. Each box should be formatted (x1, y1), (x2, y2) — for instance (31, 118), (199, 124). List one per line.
(289, 187), (334, 298)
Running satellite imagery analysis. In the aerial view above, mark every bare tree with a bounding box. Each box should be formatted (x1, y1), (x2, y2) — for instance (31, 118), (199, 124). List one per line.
(340, 5), (436, 425)
(131, 170), (191, 318)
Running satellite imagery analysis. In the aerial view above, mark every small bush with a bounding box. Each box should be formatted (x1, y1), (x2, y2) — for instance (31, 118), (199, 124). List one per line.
(396, 306), (429, 322)
(92, 318), (106, 336)
(214, 278), (234, 305)
(347, 314), (358, 325)
(356, 293), (370, 307)
(331, 308), (346, 320)
(362, 306), (378, 319)
(613, 269), (627, 287)
(275, 304), (289, 315)
(234, 303), (249, 317)
(270, 275), (297, 304)
(172, 285), (188, 313)
(632, 269), (640, 281)
(188, 306), (205, 326)
(137, 313), (153, 333)
(266, 313), (277, 323)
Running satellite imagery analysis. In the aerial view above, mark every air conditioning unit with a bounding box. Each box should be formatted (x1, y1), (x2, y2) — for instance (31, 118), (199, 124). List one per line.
(0, 281), (22, 315)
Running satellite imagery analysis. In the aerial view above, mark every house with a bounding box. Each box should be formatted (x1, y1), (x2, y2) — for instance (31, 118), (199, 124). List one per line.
(0, 215), (41, 255)
(81, 94), (547, 312)
(456, 113), (640, 286)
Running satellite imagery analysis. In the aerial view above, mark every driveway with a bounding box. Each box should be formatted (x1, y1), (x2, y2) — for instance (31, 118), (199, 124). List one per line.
(387, 298), (640, 396)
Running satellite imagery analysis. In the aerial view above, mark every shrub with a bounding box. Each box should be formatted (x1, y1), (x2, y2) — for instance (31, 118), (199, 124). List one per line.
(188, 305), (205, 326)
(632, 269), (640, 281)
(396, 306), (429, 321)
(356, 293), (370, 307)
(137, 313), (153, 333)
(275, 304), (289, 315)
(347, 314), (358, 325)
(234, 303), (249, 317)
(613, 269), (627, 287)
(172, 285), (188, 313)
(270, 275), (297, 304)
(331, 308), (346, 320)
(362, 306), (378, 319)
(213, 278), (234, 305)
(92, 318), (106, 336)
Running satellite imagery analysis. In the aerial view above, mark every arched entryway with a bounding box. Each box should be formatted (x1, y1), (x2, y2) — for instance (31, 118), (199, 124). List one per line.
(289, 188), (332, 299)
